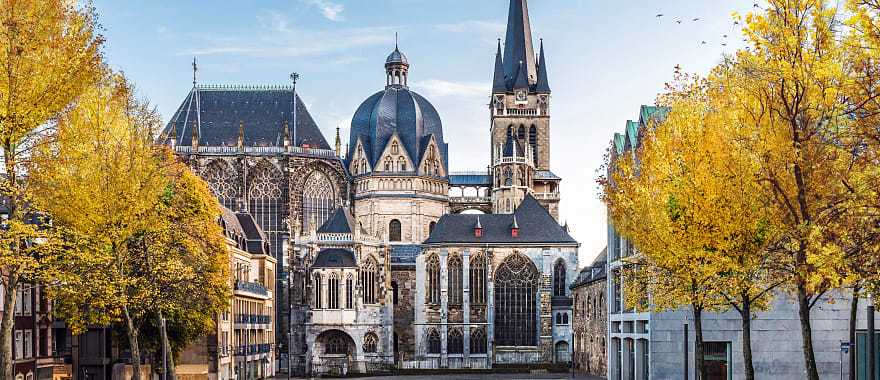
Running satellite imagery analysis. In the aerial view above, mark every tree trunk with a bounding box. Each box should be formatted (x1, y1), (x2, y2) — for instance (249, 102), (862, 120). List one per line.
(123, 305), (142, 380)
(0, 273), (18, 380)
(159, 311), (176, 380)
(797, 284), (820, 380)
(850, 285), (860, 380)
(693, 305), (705, 380)
(740, 295), (755, 380)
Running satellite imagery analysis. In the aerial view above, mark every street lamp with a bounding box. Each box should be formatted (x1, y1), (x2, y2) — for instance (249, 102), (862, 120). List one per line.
(869, 292), (875, 380)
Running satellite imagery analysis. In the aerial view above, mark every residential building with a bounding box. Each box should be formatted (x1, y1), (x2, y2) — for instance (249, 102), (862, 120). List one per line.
(571, 248), (607, 377)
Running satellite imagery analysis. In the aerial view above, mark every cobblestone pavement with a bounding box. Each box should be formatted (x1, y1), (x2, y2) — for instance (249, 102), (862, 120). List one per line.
(276, 373), (605, 380)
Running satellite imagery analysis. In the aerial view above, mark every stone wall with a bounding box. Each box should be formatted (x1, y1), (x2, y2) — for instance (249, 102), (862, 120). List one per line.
(572, 278), (607, 376)
(391, 268), (417, 360)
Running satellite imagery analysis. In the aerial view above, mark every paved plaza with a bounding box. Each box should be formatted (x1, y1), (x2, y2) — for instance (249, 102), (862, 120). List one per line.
(276, 373), (605, 380)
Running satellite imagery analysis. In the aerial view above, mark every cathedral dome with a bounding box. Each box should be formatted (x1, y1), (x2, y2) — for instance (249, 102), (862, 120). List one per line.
(348, 46), (446, 172)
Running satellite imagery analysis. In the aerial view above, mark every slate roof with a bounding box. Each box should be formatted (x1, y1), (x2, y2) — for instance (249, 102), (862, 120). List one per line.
(161, 86), (330, 149)
(571, 247), (608, 288)
(448, 173), (492, 187)
(386, 46), (408, 66)
(534, 170), (560, 180)
(313, 248), (357, 268)
(424, 194), (576, 245)
(391, 244), (421, 265)
(219, 206), (270, 255)
(348, 77), (448, 172)
(493, 0), (550, 94)
(318, 208), (356, 234)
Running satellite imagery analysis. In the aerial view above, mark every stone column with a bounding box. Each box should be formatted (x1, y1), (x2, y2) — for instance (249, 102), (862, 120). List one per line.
(462, 249), (471, 366)
(486, 249), (495, 369)
(540, 250), (553, 363)
(440, 249), (448, 368)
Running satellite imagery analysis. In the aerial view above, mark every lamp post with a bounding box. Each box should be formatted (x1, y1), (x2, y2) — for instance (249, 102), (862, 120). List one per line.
(869, 293), (876, 380)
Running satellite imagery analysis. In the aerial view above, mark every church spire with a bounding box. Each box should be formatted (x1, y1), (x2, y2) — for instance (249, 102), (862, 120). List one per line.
(503, 0), (536, 88)
(492, 39), (507, 93)
(535, 39), (551, 93)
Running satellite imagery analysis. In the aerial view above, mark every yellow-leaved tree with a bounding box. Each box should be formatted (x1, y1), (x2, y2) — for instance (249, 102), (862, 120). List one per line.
(30, 73), (230, 380)
(0, 0), (103, 378)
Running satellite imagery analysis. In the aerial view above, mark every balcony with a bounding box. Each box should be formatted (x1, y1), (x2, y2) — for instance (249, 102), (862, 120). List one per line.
(234, 280), (269, 297)
(234, 344), (272, 357)
(234, 314), (272, 326)
(533, 192), (560, 201)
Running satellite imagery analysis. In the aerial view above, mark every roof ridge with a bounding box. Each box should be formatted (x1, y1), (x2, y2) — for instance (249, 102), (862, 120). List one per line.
(196, 84), (294, 91)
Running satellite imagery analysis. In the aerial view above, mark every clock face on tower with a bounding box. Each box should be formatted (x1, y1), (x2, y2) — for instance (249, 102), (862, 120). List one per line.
(515, 90), (527, 103)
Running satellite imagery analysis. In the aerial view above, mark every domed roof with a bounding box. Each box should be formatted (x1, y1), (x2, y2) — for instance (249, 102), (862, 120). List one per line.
(349, 86), (446, 170)
(386, 47), (408, 66)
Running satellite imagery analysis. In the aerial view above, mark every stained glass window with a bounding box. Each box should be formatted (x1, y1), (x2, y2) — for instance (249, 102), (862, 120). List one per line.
(447, 328), (463, 354)
(427, 329), (441, 354)
(426, 255), (440, 305)
(363, 333), (378, 353)
(494, 254), (540, 346)
(448, 255), (462, 306)
(360, 257), (378, 304)
(470, 328), (487, 354)
(470, 253), (486, 304)
(202, 161), (238, 210)
(553, 259), (567, 297)
(302, 171), (336, 232)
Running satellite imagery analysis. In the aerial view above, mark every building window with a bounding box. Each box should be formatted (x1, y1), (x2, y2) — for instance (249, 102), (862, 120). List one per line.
(14, 331), (21, 360)
(469, 253), (487, 304)
(346, 274), (353, 309)
(494, 254), (540, 346)
(389, 219), (402, 242)
(517, 125), (526, 143)
(427, 329), (441, 354)
(398, 157), (407, 171)
(248, 161), (284, 257)
(553, 260), (566, 297)
(448, 255), (463, 306)
(426, 255), (440, 305)
(529, 125), (537, 164)
(428, 221), (436, 235)
(704, 341), (731, 380)
(639, 339), (649, 380)
(313, 273), (322, 309)
(391, 281), (399, 305)
(325, 334), (348, 355)
(302, 170), (336, 234)
(391, 142), (399, 155)
(563, 313), (569, 325)
(470, 328), (487, 354)
(363, 333), (378, 353)
(23, 330), (31, 359)
(360, 257), (378, 304)
(447, 328), (463, 354)
(626, 339), (635, 380)
(202, 160), (238, 209)
(503, 168), (513, 186)
(328, 273), (340, 309)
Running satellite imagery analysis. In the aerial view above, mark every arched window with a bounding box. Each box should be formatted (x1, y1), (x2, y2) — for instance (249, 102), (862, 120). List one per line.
(325, 333), (348, 355)
(469, 253), (486, 304)
(553, 260), (567, 297)
(506, 125), (513, 140)
(517, 125), (526, 144)
(470, 328), (487, 354)
(384, 157), (392, 171)
(248, 161), (283, 257)
(503, 168), (513, 186)
(529, 125), (538, 164)
(328, 273), (340, 309)
(518, 167), (526, 186)
(428, 221), (436, 235)
(563, 313), (569, 325)
(302, 171), (336, 233)
(391, 141), (399, 155)
(494, 254), (540, 346)
(427, 329), (441, 354)
(448, 255), (463, 306)
(426, 255), (440, 305)
(389, 219), (402, 242)
(391, 281), (399, 305)
(345, 274), (353, 309)
(360, 257), (378, 304)
(447, 328), (463, 354)
(202, 161), (238, 209)
(363, 332), (378, 353)
(398, 157), (407, 171)
(314, 273), (323, 309)
(555, 313), (562, 325)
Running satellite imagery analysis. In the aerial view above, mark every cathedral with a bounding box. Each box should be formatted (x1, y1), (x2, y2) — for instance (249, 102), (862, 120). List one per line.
(161, 0), (579, 376)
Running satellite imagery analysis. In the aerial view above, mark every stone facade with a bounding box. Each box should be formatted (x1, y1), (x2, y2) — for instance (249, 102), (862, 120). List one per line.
(571, 249), (607, 377)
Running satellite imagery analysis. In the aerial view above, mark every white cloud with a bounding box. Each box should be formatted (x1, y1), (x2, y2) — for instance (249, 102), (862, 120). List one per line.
(434, 20), (504, 34)
(303, 0), (345, 22)
(412, 79), (489, 98)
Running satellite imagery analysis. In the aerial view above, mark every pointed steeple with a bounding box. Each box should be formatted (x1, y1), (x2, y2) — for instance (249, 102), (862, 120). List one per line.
(535, 39), (551, 93)
(492, 39), (507, 93)
(503, 0), (536, 88)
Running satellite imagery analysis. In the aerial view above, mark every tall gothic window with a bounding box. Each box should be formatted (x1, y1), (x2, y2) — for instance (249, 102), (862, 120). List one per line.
(427, 329), (441, 354)
(389, 219), (402, 242)
(428, 221), (436, 235)
(553, 259), (567, 297)
(503, 168), (513, 186)
(470, 253), (487, 304)
(345, 274), (354, 309)
(248, 161), (283, 257)
(470, 328), (487, 354)
(529, 125), (538, 164)
(360, 257), (378, 304)
(328, 273), (340, 309)
(447, 328), (463, 354)
(448, 255), (463, 306)
(202, 161), (238, 209)
(302, 171), (336, 233)
(324, 333), (348, 355)
(363, 332), (378, 353)
(425, 255), (440, 305)
(494, 254), (540, 347)
(313, 273), (323, 309)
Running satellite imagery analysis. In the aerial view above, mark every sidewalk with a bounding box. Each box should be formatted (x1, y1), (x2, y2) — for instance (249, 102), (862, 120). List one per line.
(272, 372), (606, 380)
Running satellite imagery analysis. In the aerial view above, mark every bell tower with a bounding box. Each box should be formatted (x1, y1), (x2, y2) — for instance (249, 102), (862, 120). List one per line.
(489, 0), (560, 219)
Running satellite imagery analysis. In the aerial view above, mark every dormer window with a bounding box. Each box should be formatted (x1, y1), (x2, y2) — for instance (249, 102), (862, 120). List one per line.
(511, 228), (519, 238)
(392, 142), (399, 155)
(474, 217), (483, 237)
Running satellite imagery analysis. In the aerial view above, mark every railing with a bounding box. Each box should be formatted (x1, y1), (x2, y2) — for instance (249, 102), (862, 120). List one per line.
(495, 108), (541, 116)
(533, 192), (560, 201)
(493, 156), (530, 166)
(174, 145), (337, 158)
(234, 344), (272, 357)
(449, 196), (492, 203)
(234, 314), (272, 324)
(234, 280), (269, 296)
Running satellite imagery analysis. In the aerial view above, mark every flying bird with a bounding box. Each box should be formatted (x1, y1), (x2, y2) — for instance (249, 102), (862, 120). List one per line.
(674, 64), (682, 72)
(701, 41), (707, 45)
(676, 19), (682, 24)
(693, 17), (700, 22)
(723, 34), (728, 38)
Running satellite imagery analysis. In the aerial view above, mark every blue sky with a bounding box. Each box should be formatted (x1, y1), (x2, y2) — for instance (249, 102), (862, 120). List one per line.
(94, 0), (756, 265)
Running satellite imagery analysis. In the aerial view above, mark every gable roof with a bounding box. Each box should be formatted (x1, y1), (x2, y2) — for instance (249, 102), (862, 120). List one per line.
(162, 86), (330, 149)
(424, 194), (576, 245)
(318, 208), (356, 234)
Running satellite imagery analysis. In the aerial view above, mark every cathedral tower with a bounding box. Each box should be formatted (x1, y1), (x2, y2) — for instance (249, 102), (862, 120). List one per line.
(490, 0), (560, 218)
